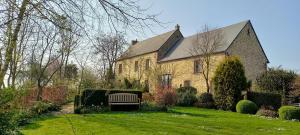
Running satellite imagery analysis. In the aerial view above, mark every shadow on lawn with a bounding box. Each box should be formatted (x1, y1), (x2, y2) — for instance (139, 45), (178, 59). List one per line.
(81, 108), (212, 119)
(22, 114), (60, 130)
(167, 109), (211, 118)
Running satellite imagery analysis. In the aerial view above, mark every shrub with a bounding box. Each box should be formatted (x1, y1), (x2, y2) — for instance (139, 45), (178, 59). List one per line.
(142, 93), (155, 102)
(0, 111), (20, 135)
(246, 91), (281, 110)
(140, 101), (167, 112)
(279, 106), (300, 120)
(195, 92), (215, 109)
(213, 56), (247, 111)
(256, 67), (297, 104)
(74, 95), (81, 109)
(16, 110), (36, 126)
(124, 78), (133, 89)
(256, 108), (278, 118)
(154, 87), (177, 108)
(30, 101), (60, 115)
(22, 86), (68, 107)
(77, 106), (110, 114)
(74, 107), (82, 114)
(0, 88), (21, 134)
(176, 86), (197, 106)
(236, 100), (258, 114)
(81, 89), (142, 106)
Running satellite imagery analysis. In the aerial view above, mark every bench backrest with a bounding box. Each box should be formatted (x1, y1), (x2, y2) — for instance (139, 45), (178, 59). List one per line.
(108, 93), (139, 103)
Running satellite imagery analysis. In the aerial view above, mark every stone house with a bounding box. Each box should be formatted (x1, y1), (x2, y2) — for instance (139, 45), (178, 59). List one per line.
(115, 20), (269, 93)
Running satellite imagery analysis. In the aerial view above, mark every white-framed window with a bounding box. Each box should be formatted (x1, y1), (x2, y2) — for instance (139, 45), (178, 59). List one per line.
(194, 60), (201, 73)
(161, 74), (172, 88)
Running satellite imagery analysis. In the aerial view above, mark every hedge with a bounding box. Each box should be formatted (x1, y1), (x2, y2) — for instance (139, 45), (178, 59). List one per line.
(246, 91), (281, 110)
(279, 106), (300, 120)
(81, 89), (142, 106)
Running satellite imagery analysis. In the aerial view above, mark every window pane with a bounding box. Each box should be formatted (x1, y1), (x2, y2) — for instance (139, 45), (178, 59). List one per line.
(145, 59), (150, 70)
(184, 80), (191, 87)
(134, 61), (138, 72)
(119, 64), (122, 73)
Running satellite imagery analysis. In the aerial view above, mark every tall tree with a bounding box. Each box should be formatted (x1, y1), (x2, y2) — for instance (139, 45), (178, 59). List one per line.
(29, 25), (64, 101)
(94, 33), (127, 85)
(0, 0), (161, 88)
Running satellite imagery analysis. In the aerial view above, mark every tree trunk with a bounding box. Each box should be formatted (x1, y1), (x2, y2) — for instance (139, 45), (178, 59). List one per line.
(0, 0), (29, 87)
(206, 79), (210, 93)
(36, 80), (43, 101)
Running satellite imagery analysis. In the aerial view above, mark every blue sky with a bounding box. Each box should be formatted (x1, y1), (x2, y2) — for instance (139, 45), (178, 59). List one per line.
(133, 0), (300, 72)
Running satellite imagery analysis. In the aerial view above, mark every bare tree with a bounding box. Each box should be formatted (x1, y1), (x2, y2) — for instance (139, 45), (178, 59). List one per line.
(93, 33), (127, 86)
(0, 0), (162, 88)
(73, 49), (92, 95)
(28, 25), (64, 101)
(149, 64), (177, 89)
(190, 25), (223, 93)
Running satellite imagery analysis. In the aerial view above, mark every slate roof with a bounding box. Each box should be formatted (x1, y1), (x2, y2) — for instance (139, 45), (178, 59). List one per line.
(118, 30), (176, 60)
(159, 20), (249, 62)
(118, 20), (259, 62)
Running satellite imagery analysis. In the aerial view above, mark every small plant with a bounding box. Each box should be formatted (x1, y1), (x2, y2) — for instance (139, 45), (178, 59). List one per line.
(140, 101), (167, 112)
(16, 110), (36, 126)
(142, 93), (155, 102)
(236, 100), (258, 114)
(0, 111), (20, 135)
(278, 106), (300, 120)
(256, 109), (278, 118)
(195, 92), (215, 109)
(154, 87), (177, 108)
(31, 101), (60, 115)
(176, 86), (197, 106)
(76, 106), (110, 114)
(124, 78), (133, 89)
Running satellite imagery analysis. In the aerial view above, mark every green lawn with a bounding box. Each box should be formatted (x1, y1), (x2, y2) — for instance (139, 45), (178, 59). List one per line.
(22, 107), (300, 135)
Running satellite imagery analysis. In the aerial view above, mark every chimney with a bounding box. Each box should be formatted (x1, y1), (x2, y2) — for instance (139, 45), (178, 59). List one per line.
(131, 39), (138, 45)
(175, 24), (180, 30)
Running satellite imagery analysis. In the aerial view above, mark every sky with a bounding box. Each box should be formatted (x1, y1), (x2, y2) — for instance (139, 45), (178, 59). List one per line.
(131, 0), (300, 73)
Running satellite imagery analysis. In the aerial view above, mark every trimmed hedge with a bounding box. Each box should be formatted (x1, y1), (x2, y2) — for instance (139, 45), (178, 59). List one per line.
(236, 100), (258, 114)
(176, 86), (197, 106)
(279, 106), (300, 120)
(81, 89), (142, 106)
(246, 91), (281, 110)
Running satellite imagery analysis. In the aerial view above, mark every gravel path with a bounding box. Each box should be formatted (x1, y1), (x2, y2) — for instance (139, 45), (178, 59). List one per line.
(51, 102), (74, 115)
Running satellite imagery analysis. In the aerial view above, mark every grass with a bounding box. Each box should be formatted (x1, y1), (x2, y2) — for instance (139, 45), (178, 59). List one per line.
(22, 107), (300, 135)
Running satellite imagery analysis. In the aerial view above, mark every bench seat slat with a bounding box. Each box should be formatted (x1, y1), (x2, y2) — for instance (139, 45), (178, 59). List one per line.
(108, 93), (140, 107)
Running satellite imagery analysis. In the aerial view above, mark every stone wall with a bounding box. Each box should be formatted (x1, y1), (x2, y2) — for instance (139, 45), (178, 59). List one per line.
(158, 54), (225, 93)
(227, 22), (268, 82)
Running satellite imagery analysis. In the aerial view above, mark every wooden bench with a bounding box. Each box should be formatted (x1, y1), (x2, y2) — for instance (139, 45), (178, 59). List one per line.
(108, 93), (140, 109)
